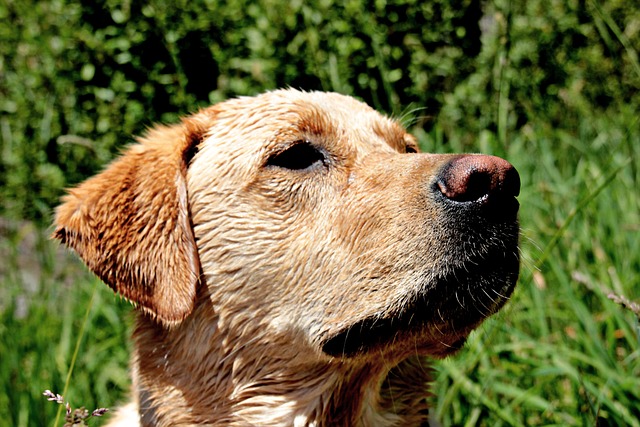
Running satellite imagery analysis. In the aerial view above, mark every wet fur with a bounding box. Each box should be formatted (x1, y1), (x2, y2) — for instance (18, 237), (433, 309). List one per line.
(53, 90), (519, 426)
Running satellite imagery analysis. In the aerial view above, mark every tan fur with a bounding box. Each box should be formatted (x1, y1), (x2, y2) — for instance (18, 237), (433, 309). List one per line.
(53, 90), (519, 426)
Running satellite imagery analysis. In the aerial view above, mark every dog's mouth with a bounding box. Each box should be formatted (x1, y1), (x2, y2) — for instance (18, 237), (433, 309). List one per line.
(321, 247), (520, 358)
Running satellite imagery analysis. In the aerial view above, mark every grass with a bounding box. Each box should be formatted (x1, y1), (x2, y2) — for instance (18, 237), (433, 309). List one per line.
(0, 220), (131, 426)
(1, 110), (638, 426)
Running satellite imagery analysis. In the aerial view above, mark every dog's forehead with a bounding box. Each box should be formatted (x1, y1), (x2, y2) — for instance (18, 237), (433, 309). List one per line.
(297, 92), (407, 151)
(209, 90), (408, 153)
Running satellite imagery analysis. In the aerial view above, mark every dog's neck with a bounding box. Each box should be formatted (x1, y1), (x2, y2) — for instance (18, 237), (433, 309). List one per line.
(128, 313), (432, 427)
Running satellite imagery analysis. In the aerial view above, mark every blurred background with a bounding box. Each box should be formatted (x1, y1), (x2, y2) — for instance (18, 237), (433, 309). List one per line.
(1, 0), (638, 425)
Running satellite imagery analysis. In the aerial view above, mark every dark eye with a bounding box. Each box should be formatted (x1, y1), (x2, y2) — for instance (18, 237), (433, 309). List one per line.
(267, 141), (326, 171)
(405, 144), (418, 154)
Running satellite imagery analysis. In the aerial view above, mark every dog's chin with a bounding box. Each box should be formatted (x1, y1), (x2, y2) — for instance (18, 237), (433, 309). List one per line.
(321, 250), (520, 358)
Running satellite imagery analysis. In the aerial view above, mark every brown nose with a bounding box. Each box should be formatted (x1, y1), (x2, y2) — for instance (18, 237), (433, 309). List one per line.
(436, 155), (520, 217)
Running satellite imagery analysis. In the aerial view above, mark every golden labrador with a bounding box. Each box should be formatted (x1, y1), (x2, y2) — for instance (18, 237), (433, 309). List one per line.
(53, 89), (520, 426)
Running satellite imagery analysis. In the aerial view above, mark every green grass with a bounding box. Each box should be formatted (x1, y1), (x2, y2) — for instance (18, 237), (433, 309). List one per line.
(0, 221), (132, 426)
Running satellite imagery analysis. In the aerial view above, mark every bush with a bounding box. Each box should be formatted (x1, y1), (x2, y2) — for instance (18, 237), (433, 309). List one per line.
(1, 0), (638, 221)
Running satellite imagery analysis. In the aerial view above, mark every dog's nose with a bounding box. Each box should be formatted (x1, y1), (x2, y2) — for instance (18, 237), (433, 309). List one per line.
(436, 155), (520, 219)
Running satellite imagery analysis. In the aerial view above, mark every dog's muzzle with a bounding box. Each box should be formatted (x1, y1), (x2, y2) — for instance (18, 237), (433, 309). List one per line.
(322, 155), (521, 358)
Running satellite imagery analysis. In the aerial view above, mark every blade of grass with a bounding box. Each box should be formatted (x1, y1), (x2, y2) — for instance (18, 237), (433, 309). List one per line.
(440, 359), (524, 426)
(53, 280), (99, 427)
(588, 0), (640, 81)
(527, 160), (630, 280)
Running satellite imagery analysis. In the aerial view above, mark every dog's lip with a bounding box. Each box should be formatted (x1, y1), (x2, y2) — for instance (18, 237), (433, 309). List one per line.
(321, 249), (519, 358)
(435, 188), (520, 224)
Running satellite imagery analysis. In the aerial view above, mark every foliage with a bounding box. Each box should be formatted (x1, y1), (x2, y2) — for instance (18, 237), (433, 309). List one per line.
(1, 0), (637, 221)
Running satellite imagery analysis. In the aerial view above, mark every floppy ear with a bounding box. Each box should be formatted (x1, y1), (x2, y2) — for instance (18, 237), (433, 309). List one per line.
(53, 114), (211, 325)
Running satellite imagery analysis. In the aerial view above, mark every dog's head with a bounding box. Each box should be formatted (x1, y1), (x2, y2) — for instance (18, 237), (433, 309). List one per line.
(54, 89), (519, 362)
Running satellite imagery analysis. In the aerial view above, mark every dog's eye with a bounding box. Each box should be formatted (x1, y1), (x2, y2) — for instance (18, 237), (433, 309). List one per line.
(267, 142), (326, 171)
(405, 144), (418, 154)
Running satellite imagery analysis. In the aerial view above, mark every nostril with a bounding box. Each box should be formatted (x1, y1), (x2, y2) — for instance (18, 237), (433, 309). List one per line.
(502, 167), (521, 197)
(436, 155), (520, 207)
(438, 169), (493, 203)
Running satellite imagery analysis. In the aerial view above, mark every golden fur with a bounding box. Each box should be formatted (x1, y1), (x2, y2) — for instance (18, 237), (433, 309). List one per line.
(53, 89), (520, 426)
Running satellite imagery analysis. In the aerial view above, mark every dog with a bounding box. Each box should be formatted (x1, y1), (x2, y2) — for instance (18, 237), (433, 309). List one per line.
(53, 89), (520, 426)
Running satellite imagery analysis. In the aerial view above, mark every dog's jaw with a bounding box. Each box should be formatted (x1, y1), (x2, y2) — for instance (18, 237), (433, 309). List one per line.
(321, 243), (520, 358)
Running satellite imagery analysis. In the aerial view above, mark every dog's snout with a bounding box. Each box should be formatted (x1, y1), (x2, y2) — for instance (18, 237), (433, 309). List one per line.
(436, 155), (520, 217)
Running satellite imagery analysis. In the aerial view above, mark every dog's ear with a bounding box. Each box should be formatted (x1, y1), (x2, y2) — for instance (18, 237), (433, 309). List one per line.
(53, 114), (211, 325)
